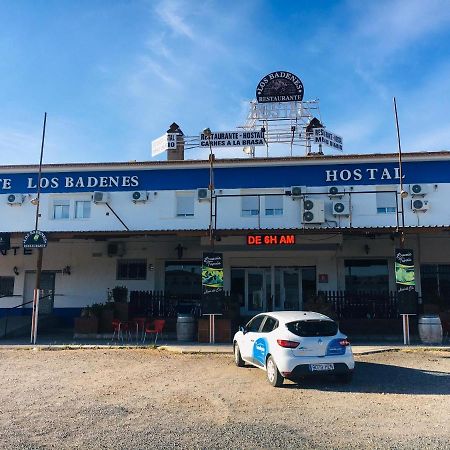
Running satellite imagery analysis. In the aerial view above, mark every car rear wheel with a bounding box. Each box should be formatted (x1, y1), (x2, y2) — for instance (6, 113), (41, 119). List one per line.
(234, 343), (245, 367)
(266, 356), (284, 387)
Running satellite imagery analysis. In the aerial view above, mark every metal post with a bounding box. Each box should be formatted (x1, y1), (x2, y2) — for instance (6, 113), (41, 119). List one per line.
(393, 98), (405, 246)
(30, 112), (47, 345)
(203, 128), (215, 248)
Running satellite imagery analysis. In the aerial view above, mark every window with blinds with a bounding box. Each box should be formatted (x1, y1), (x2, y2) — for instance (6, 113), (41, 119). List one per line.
(265, 195), (283, 216)
(376, 190), (396, 214)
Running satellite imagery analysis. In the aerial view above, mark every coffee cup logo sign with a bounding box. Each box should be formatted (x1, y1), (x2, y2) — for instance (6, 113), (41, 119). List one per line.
(256, 71), (304, 103)
(23, 230), (48, 249)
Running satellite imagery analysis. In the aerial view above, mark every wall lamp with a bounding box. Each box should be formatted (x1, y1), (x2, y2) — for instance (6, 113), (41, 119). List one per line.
(13, 266), (19, 276)
(62, 265), (71, 275)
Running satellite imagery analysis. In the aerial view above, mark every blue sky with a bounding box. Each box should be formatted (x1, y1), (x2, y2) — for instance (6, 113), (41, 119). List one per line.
(1, 0), (450, 165)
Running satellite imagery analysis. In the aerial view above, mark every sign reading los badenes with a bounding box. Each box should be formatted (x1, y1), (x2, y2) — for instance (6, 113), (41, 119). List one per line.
(256, 71), (304, 103)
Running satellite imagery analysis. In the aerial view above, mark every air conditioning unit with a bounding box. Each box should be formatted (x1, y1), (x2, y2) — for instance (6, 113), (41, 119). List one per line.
(92, 191), (109, 204)
(332, 200), (350, 216)
(328, 186), (344, 198)
(107, 242), (126, 257)
(409, 184), (428, 196)
(131, 191), (148, 203)
(197, 188), (211, 201)
(290, 186), (305, 199)
(302, 199), (325, 224)
(7, 194), (24, 205)
(411, 199), (429, 212)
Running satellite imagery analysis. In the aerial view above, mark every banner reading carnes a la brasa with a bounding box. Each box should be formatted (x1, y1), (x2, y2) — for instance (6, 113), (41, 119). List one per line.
(1, 159), (450, 193)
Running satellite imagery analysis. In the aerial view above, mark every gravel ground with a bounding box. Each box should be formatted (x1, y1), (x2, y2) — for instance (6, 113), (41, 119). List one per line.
(0, 348), (449, 450)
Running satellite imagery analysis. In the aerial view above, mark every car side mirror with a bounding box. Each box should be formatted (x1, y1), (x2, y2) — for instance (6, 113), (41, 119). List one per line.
(239, 325), (247, 334)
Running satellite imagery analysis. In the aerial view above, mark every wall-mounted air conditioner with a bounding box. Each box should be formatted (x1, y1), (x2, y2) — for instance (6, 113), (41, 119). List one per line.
(107, 242), (126, 257)
(197, 188), (211, 201)
(411, 199), (429, 212)
(290, 186), (305, 199)
(132, 191), (148, 203)
(332, 200), (350, 216)
(92, 191), (109, 204)
(328, 186), (345, 198)
(302, 199), (325, 224)
(409, 184), (428, 196)
(7, 194), (24, 205)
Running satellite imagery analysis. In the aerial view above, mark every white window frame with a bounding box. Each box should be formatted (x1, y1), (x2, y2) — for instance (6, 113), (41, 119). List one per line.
(241, 195), (260, 217)
(376, 188), (397, 214)
(176, 192), (195, 217)
(52, 199), (70, 220)
(265, 195), (283, 216)
(74, 200), (91, 219)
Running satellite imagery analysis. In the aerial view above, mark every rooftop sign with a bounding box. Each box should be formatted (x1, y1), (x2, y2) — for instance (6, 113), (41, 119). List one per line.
(200, 130), (265, 148)
(256, 71), (304, 103)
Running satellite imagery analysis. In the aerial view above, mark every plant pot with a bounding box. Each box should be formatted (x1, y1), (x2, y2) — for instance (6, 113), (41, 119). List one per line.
(74, 317), (98, 334)
(99, 309), (114, 333)
(114, 302), (129, 321)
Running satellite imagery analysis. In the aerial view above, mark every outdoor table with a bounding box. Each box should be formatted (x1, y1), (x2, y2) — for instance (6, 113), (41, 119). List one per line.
(202, 313), (222, 344)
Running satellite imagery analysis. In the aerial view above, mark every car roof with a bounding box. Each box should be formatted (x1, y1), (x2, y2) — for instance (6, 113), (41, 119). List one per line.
(259, 311), (333, 324)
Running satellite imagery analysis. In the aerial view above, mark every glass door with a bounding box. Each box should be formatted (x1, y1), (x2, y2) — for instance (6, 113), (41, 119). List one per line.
(247, 269), (266, 313)
(274, 268), (301, 311)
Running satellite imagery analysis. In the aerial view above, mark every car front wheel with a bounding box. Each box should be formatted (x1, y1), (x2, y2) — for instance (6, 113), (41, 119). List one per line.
(266, 355), (284, 387)
(234, 343), (245, 367)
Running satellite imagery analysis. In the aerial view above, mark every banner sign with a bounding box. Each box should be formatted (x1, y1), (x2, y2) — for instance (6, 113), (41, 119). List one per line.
(202, 252), (224, 295)
(0, 233), (11, 251)
(151, 133), (178, 157)
(247, 234), (296, 246)
(23, 230), (48, 249)
(395, 248), (415, 293)
(200, 130), (265, 148)
(256, 71), (304, 103)
(313, 128), (343, 151)
(2, 160), (450, 194)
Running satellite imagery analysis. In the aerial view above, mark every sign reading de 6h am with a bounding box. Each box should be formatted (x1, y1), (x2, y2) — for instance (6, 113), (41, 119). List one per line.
(247, 234), (296, 246)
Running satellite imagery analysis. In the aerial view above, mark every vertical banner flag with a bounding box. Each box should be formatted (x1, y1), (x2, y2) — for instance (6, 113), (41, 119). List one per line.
(202, 253), (224, 295)
(395, 248), (415, 292)
(395, 248), (417, 314)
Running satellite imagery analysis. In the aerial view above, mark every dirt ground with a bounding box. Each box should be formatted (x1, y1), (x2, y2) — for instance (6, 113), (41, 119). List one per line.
(0, 348), (449, 450)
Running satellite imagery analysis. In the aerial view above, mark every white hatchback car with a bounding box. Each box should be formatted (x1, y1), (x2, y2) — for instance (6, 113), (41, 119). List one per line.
(233, 311), (355, 387)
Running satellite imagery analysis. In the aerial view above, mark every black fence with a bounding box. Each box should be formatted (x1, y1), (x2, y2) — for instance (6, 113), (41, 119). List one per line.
(129, 291), (238, 318)
(319, 290), (401, 319)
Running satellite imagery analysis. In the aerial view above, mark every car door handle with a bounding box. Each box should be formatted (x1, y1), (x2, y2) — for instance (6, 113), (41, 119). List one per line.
(250, 339), (254, 342)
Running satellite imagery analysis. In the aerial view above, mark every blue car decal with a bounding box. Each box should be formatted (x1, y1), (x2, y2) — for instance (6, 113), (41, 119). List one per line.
(253, 337), (269, 366)
(326, 338), (346, 356)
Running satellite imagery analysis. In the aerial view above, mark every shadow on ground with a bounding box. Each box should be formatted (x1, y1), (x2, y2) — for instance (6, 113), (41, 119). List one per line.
(285, 362), (450, 395)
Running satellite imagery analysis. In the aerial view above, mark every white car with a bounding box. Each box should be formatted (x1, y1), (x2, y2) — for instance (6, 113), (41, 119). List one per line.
(233, 311), (355, 387)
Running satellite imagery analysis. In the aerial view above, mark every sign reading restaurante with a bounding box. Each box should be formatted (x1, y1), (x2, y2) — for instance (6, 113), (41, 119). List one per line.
(256, 71), (304, 103)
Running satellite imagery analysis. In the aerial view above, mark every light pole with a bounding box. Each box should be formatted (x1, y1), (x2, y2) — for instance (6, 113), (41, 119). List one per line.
(30, 112), (47, 345)
(393, 97), (407, 247)
(203, 128), (215, 247)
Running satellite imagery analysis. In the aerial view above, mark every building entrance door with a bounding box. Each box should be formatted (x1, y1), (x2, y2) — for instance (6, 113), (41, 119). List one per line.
(274, 268), (301, 311)
(23, 271), (56, 315)
(246, 269), (267, 314)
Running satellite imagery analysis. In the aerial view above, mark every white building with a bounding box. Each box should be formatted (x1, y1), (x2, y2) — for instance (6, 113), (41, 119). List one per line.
(1, 150), (450, 336)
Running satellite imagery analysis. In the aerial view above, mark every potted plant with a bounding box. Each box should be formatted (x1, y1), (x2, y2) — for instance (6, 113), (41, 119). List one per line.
(112, 285), (129, 321)
(74, 306), (99, 334)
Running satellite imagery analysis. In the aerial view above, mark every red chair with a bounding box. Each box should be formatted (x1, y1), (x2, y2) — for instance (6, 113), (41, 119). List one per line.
(143, 319), (165, 344)
(112, 319), (130, 341)
(132, 317), (147, 342)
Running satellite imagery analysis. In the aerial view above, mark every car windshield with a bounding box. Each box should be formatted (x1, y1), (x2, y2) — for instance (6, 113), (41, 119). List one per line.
(286, 320), (338, 337)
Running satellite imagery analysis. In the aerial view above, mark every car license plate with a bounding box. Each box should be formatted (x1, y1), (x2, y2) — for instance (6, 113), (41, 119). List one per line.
(309, 363), (334, 371)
